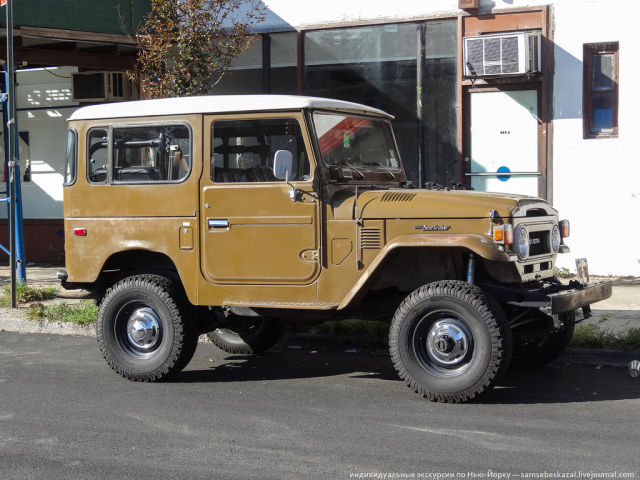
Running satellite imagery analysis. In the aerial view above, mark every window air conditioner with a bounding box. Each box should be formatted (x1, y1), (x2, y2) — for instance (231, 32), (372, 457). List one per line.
(464, 31), (541, 78)
(72, 71), (133, 102)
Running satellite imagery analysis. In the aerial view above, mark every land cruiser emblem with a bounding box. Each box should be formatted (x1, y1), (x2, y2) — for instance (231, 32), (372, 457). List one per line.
(415, 225), (451, 231)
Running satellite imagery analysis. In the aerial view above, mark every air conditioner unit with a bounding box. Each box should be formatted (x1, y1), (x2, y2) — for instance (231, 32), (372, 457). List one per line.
(72, 71), (134, 102)
(464, 31), (541, 77)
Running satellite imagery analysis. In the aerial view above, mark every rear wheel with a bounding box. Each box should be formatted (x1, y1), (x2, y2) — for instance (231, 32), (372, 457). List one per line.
(389, 280), (512, 403)
(207, 317), (284, 354)
(96, 274), (198, 381)
(511, 310), (575, 368)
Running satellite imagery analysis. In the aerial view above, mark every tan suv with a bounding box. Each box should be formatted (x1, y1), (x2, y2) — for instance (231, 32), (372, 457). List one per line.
(59, 95), (611, 402)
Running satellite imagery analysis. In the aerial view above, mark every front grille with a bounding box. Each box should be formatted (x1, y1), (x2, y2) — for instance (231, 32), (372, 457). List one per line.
(529, 230), (550, 256)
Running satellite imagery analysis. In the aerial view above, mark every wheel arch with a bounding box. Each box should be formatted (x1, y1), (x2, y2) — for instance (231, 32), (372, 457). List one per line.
(337, 234), (510, 310)
(90, 249), (195, 305)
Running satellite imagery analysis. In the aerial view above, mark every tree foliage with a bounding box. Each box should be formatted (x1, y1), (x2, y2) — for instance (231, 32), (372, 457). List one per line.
(132, 0), (265, 98)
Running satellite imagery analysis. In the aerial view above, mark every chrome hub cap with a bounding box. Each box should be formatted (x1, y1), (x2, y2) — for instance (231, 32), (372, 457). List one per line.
(126, 307), (161, 352)
(426, 319), (472, 368)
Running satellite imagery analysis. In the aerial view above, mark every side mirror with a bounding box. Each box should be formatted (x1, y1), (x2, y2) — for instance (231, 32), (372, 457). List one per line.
(273, 150), (293, 181)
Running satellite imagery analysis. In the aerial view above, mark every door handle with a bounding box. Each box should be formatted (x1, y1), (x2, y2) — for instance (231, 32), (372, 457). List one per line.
(208, 219), (229, 228)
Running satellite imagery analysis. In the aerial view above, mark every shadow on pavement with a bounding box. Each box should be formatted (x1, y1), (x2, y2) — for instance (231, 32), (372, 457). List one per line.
(171, 345), (640, 404)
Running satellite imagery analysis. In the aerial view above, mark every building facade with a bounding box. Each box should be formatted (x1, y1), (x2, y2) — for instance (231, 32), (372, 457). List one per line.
(2, 0), (638, 276)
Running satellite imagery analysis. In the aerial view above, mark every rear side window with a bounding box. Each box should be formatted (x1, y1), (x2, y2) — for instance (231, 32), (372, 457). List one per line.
(63, 129), (77, 186)
(113, 125), (191, 183)
(86, 124), (192, 184)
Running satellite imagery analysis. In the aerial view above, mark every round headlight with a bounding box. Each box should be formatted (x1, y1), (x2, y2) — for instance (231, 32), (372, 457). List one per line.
(551, 224), (561, 253)
(514, 225), (529, 260)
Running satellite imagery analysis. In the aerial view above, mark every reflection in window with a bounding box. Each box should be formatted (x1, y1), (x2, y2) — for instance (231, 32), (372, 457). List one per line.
(212, 118), (310, 183)
(313, 112), (399, 170)
(583, 42), (619, 138)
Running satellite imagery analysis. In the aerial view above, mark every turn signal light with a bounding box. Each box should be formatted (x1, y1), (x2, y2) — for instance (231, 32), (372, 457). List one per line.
(559, 220), (570, 238)
(73, 228), (87, 236)
(493, 224), (513, 245)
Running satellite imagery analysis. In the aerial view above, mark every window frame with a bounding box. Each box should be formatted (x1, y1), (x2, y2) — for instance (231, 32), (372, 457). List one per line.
(86, 126), (110, 184)
(583, 41), (619, 139)
(63, 128), (78, 187)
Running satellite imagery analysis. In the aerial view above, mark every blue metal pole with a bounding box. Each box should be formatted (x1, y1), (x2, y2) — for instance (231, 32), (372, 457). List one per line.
(14, 162), (25, 284)
(6, 0), (18, 305)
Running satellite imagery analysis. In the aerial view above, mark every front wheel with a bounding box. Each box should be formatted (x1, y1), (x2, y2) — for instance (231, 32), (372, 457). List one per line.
(389, 280), (512, 403)
(96, 274), (198, 381)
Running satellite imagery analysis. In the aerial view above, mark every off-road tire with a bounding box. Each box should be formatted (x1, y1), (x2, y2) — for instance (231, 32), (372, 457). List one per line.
(511, 310), (575, 368)
(96, 274), (198, 381)
(207, 317), (284, 354)
(389, 280), (512, 403)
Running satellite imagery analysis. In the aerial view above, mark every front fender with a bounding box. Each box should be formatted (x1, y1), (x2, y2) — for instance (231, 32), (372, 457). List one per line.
(337, 233), (509, 310)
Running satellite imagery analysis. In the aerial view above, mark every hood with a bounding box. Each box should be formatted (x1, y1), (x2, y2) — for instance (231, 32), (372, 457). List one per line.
(331, 188), (556, 221)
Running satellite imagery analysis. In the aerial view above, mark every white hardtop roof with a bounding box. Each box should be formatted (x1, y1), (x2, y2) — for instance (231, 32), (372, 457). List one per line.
(68, 95), (393, 121)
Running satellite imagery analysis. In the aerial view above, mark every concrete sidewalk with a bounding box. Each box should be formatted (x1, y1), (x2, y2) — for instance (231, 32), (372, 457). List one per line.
(0, 264), (638, 340)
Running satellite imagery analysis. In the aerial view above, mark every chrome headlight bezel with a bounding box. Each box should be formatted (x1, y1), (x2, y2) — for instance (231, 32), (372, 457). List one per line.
(514, 224), (529, 261)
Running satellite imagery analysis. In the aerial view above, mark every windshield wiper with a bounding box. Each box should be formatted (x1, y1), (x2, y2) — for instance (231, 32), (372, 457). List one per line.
(364, 162), (395, 179)
(344, 162), (365, 179)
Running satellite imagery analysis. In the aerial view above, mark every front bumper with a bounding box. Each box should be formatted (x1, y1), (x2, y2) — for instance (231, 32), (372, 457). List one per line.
(482, 280), (612, 315)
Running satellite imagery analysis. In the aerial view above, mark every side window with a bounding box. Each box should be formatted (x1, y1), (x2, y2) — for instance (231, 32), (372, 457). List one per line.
(211, 118), (310, 183)
(63, 129), (77, 186)
(583, 42), (619, 138)
(113, 125), (191, 183)
(87, 128), (108, 183)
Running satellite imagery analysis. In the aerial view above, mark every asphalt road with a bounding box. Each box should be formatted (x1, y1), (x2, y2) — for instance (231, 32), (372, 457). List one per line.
(0, 331), (638, 480)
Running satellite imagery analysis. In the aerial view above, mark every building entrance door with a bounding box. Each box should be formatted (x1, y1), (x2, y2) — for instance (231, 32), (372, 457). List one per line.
(467, 89), (540, 197)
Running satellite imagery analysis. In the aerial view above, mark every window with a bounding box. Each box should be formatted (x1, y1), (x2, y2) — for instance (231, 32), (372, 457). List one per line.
(212, 118), (310, 183)
(112, 125), (191, 183)
(304, 20), (458, 186)
(87, 124), (191, 184)
(87, 128), (108, 183)
(63, 129), (77, 186)
(313, 112), (400, 170)
(583, 42), (619, 138)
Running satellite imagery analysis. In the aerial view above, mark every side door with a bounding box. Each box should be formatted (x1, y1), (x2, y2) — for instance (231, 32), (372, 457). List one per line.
(200, 112), (321, 285)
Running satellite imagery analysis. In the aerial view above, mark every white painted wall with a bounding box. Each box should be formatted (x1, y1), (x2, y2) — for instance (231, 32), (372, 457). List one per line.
(0, 67), (79, 219)
(551, 1), (640, 276)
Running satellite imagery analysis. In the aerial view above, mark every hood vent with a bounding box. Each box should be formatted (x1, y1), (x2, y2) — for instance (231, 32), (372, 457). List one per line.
(380, 192), (417, 203)
(360, 227), (382, 249)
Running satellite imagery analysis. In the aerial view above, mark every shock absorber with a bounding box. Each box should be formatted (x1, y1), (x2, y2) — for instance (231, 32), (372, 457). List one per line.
(466, 253), (475, 285)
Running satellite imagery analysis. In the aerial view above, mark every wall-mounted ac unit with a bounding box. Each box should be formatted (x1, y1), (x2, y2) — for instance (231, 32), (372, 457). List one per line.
(464, 31), (541, 78)
(72, 71), (133, 102)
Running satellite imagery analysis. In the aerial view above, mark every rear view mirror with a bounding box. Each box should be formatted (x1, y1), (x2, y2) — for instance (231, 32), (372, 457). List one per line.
(273, 150), (293, 181)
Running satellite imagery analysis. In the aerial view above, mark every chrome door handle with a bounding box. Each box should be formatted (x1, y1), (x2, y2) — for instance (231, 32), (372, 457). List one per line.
(208, 219), (229, 228)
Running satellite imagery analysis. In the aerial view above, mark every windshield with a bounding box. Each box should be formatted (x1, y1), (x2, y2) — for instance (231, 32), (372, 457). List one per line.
(312, 112), (400, 170)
